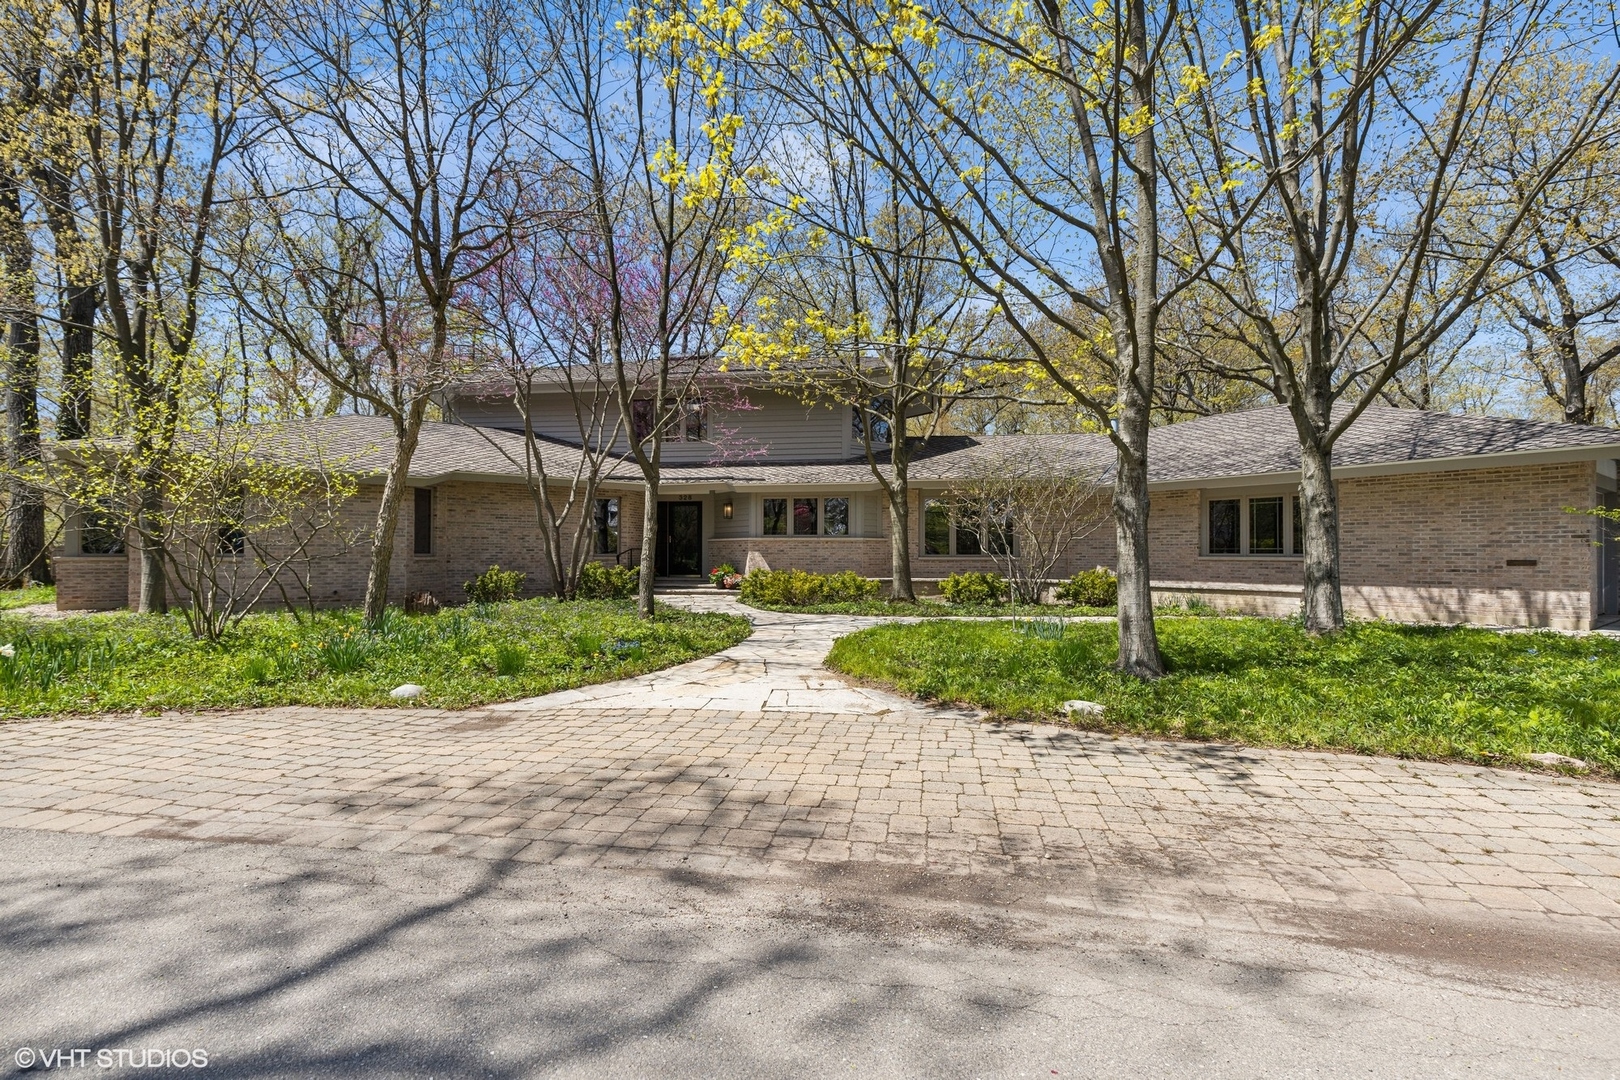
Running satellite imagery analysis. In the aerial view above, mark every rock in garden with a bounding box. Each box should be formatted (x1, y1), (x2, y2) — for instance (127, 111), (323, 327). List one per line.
(1061, 699), (1105, 719)
(390, 684), (425, 700)
(1527, 752), (1589, 770)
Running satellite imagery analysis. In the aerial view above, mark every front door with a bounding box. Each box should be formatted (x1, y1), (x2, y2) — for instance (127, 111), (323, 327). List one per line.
(656, 501), (703, 576)
(1602, 491), (1619, 618)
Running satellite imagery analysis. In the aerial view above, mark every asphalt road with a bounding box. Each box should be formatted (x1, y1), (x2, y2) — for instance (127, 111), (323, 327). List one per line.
(2, 826), (1616, 1079)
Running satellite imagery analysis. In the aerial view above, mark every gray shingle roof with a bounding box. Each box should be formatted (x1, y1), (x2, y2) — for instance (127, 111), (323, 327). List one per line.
(216, 404), (1620, 489)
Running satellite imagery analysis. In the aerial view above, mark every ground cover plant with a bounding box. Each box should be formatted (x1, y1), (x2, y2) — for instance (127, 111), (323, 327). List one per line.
(0, 585), (54, 612)
(826, 618), (1620, 775)
(0, 599), (750, 716)
(740, 596), (1118, 618)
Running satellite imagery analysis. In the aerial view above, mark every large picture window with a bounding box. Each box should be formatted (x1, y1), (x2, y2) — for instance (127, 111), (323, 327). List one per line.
(793, 497), (818, 535)
(823, 497), (849, 536)
(594, 497), (619, 554)
(1205, 493), (1303, 556)
(922, 500), (1011, 556)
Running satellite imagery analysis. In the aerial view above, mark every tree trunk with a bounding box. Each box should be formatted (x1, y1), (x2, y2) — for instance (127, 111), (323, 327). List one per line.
(0, 178), (49, 585)
(1298, 435), (1345, 634)
(637, 480), (658, 619)
(363, 417), (424, 625)
(135, 484), (168, 614)
(887, 488), (915, 602)
(1553, 328), (1593, 425)
(57, 281), (97, 440)
(1111, 415), (1163, 678)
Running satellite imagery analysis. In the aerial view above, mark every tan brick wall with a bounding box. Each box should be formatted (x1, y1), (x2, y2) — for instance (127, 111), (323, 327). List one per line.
(1146, 462), (1599, 629)
(55, 555), (132, 610)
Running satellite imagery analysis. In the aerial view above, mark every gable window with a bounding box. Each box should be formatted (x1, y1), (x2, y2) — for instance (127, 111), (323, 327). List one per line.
(762, 498), (788, 536)
(594, 497), (619, 554)
(413, 488), (434, 555)
(1205, 493), (1303, 556)
(79, 503), (125, 555)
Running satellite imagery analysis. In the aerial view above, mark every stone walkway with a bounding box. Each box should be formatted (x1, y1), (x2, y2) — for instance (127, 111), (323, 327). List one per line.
(0, 592), (1617, 938)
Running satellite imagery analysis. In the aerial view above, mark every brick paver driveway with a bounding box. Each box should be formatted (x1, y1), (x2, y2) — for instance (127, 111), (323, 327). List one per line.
(2, 592), (1617, 938)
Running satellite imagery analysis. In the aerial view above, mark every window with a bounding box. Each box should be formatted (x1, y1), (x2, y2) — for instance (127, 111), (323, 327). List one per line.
(217, 488), (246, 556)
(1249, 496), (1284, 554)
(924, 500), (950, 555)
(922, 499), (1010, 556)
(681, 402), (707, 442)
(413, 488), (433, 555)
(1207, 499), (1241, 555)
(1205, 493), (1303, 556)
(852, 398), (892, 445)
(631, 399), (654, 442)
(79, 504), (125, 555)
(594, 497), (619, 554)
(763, 498), (788, 536)
(793, 497), (818, 535)
(823, 497), (849, 536)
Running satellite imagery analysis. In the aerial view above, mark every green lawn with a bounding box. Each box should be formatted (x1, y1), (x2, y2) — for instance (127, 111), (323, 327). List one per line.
(825, 618), (1620, 775)
(0, 584), (54, 611)
(0, 599), (750, 717)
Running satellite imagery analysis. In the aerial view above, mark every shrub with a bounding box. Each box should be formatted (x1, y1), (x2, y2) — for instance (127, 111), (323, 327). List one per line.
(739, 569), (881, 606)
(1056, 566), (1118, 608)
(464, 565), (526, 604)
(578, 561), (637, 600)
(939, 571), (1007, 605)
(708, 563), (738, 585)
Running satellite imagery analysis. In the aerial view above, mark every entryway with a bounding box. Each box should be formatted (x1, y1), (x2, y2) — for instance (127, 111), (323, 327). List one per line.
(655, 501), (703, 577)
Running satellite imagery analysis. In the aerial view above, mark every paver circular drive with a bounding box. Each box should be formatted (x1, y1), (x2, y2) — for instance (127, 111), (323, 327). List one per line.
(0, 590), (1616, 937)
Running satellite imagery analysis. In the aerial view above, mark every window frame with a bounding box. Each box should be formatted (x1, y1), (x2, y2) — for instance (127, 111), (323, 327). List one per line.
(413, 487), (434, 556)
(593, 496), (620, 555)
(759, 495), (857, 537)
(920, 498), (1014, 557)
(1201, 489), (1305, 558)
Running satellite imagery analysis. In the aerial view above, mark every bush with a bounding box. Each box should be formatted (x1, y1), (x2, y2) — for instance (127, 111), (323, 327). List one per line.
(939, 571), (1007, 605)
(578, 561), (638, 600)
(464, 565), (526, 604)
(1055, 566), (1118, 607)
(739, 569), (881, 606)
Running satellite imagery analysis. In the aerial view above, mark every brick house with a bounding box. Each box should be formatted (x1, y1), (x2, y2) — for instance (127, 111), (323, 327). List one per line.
(54, 377), (1620, 629)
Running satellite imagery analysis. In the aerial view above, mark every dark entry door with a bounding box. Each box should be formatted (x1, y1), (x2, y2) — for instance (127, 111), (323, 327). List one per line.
(1603, 491), (1619, 617)
(656, 501), (703, 576)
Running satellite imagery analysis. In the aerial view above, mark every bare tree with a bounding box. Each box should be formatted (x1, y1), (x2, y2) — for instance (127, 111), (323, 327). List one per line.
(232, 0), (542, 624)
(463, 188), (632, 599)
(1166, 0), (1620, 632)
(950, 446), (1110, 606)
(535, 0), (763, 618)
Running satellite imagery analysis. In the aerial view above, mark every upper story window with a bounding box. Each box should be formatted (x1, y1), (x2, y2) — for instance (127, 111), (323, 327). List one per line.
(631, 399), (707, 443)
(851, 397), (892, 445)
(1205, 493), (1303, 556)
